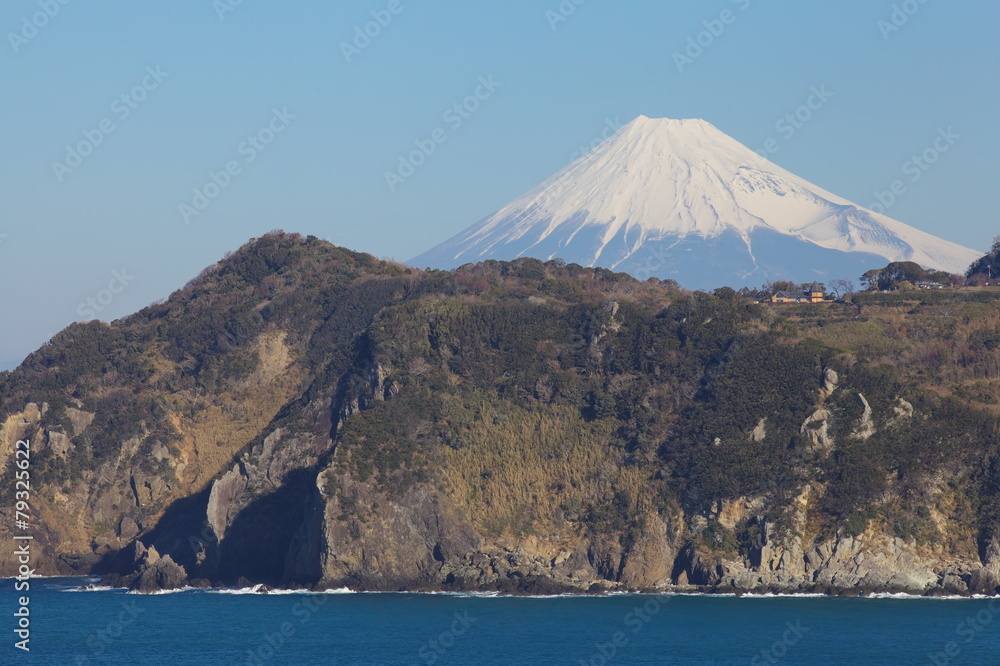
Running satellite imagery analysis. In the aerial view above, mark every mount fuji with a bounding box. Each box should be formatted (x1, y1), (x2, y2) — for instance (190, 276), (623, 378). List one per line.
(410, 116), (979, 290)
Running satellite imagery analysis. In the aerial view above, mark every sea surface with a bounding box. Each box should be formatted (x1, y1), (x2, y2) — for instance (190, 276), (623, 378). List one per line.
(3, 577), (999, 664)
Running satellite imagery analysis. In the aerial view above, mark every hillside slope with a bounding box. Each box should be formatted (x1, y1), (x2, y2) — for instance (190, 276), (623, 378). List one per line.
(3, 232), (1000, 596)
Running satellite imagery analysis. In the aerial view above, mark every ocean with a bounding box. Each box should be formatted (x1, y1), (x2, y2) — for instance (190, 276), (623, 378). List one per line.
(3, 578), (999, 665)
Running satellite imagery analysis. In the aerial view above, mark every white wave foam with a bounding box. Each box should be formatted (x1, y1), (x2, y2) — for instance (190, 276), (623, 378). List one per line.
(868, 592), (990, 601)
(211, 584), (269, 595)
(63, 585), (118, 593)
(126, 586), (200, 595)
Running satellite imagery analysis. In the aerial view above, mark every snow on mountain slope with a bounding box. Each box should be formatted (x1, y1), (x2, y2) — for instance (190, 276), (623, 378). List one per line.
(410, 116), (979, 289)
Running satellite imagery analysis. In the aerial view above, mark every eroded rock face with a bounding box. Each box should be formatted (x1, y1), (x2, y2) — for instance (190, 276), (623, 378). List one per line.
(618, 514), (677, 589)
(56, 368), (1000, 597)
(821, 367), (839, 397)
(102, 543), (190, 594)
(983, 537), (1000, 580)
(8, 238), (998, 598)
(64, 407), (95, 436)
(130, 551), (188, 594)
(207, 465), (249, 541)
(319, 481), (484, 589)
(801, 409), (833, 454)
(643, 483), (1000, 597)
(808, 535), (937, 592)
(314, 454), (690, 593)
(799, 368), (838, 455)
(891, 398), (914, 423)
(0, 403), (43, 460)
(708, 521), (1000, 596)
(5, 233), (1000, 602)
(118, 517), (140, 542)
(853, 393), (876, 441)
(708, 529), (959, 594)
(46, 430), (73, 457)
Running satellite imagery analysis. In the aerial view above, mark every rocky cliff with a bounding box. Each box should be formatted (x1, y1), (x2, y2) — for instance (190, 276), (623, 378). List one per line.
(2, 232), (999, 596)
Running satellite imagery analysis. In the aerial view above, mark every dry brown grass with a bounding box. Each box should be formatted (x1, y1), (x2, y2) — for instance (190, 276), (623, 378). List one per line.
(439, 401), (650, 538)
(170, 330), (305, 489)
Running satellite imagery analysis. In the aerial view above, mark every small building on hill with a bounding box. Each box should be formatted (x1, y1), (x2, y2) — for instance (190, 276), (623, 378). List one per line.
(770, 282), (826, 304)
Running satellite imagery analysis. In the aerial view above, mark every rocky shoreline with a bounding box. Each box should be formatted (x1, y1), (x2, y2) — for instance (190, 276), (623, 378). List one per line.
(95, 576), (1000, 599)
(6, 237), (1000, 612)
(96, 531), (1000, 598)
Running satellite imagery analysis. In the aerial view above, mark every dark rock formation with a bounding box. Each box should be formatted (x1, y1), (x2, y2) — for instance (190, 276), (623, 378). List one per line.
(100, 542), (189, 594)
(3, 233), (1000, 597)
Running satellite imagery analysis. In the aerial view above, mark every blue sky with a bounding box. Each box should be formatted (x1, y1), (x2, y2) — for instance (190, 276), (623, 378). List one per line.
(1, 0), (997, 367)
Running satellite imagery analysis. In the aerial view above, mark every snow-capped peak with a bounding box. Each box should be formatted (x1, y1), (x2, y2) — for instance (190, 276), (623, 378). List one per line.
(411, 116), (979, 288)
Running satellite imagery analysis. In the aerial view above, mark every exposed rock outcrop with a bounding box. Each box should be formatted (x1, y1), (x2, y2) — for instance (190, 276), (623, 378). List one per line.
(3, 234), (999, 599)
(130, 549), (188, 594)
(207, 465), (249, 541)
(853, 393), (876, 440)
(801, 409), (833, 454)
(820, 367), (839, 399)
(101, 542), (189, 594)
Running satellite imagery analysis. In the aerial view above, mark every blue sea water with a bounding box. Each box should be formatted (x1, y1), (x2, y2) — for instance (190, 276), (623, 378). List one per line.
(3, 578), (1000, 665)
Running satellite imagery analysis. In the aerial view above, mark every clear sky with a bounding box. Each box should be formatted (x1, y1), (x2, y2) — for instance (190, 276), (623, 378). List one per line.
(2, 0), (997, 367)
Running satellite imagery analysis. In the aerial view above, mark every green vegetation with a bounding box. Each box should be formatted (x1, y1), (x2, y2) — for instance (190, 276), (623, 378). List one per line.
(967, 236), (1000, 283)
(860, 261), (955, 291)
(5, 230), (1000, 567)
